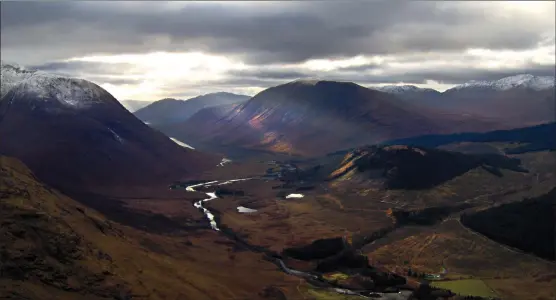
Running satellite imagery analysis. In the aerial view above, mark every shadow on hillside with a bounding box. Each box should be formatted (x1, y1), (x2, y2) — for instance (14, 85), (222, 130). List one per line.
(65, 191), (206, 234)
(329, 145), (528, 190)
(461, 187), (556, 261)
(385, 122), (556, 154)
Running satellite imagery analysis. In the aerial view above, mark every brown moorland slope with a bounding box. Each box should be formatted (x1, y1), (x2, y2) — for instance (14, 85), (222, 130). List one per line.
(194, 146), (554, 252)
(0, 156), (302, 300)
(367, 217), (556, 300)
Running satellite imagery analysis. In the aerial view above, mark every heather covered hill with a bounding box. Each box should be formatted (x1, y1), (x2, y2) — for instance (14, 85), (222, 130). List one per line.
(0, 156), (301, 300)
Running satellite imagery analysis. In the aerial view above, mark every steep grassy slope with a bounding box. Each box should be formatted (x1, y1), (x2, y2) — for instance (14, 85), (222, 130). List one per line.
(0, 156), (300, 299)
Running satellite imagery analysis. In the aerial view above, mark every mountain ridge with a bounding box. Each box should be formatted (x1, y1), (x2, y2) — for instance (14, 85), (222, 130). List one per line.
(120, 100), (152, 112)
(371, 74), (555, 126)
(134, 92), (250, 125)
(371, 74), (555, 94)
(0, 63), (220, 197)
(157, 79), (502, 158)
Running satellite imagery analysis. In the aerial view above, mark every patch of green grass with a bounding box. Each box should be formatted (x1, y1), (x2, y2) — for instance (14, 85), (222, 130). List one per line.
(306, 287), (359, 299)
(323, 272), (350, 281)
(431, 279), (498, 298)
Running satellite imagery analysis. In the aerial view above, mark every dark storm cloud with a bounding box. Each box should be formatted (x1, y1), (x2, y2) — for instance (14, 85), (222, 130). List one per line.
(28, 61), (135, 74)
(1, 1), (552, 65)
(336, 63), (383, 73)
(228, 69), (311, 80)
(409, 66), (556, 85)
(342, 65), (556, 85)
(219, 62), (556, 87)
(24, 60), (143, 86)
(87, 77), (143, 86)
(179, 77), (286, 90)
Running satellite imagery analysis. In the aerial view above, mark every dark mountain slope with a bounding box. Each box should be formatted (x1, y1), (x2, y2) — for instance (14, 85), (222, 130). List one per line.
(328, 145), (527, 190)
(461, 187), (556, 261)
(384, 122), (556, 154)
(440, 87), (555, 126)
(161, 80), (498, 157)
(119, 99), (152, 112)
(375, 75), (555, 127)
(0, 63), (219, 195)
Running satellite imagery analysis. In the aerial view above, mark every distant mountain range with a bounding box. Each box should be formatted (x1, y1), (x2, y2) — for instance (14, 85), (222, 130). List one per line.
(1, 61), (554, 300)
(0, 62), (218, 196)
(134, 92), (250, 125)
(3, 60), (553, 164)
(156, 79), (502, 157)
(372, 74), (555, 126)
(120, 100), (152, 112)
(374, 74), (554, 94)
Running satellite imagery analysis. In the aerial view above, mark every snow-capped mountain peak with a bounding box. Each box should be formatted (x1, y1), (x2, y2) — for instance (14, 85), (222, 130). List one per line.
(291, 78), (323, 86)
(372, 85), (439, 94)
(1, 61), (37, 98)
(449, 74), (555, 92)
(1, 62), (110, 109)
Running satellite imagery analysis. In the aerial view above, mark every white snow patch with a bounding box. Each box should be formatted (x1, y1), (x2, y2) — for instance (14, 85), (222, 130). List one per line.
(108, 128), (124, 144)
(1, 61), (107, 109)
(237, 206), (257, 213)
(170, 137), (195, 149)
(285, 193), (304, 199)
(1, 62), (36, 98)
(292, 78), (321, 86)
(450, 74), (555, 91)
(373, 85), (438, 94)
(217, 158), (232, 167)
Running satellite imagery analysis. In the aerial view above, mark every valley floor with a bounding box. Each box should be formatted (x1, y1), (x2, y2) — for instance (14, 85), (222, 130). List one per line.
(2, 146), (555, 300)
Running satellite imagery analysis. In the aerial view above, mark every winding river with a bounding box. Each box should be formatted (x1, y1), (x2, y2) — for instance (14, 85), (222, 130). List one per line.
(185, 178), (413, 300)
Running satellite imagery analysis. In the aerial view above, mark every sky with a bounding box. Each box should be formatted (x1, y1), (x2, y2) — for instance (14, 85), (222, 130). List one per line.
(1, 1), (555, 101)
